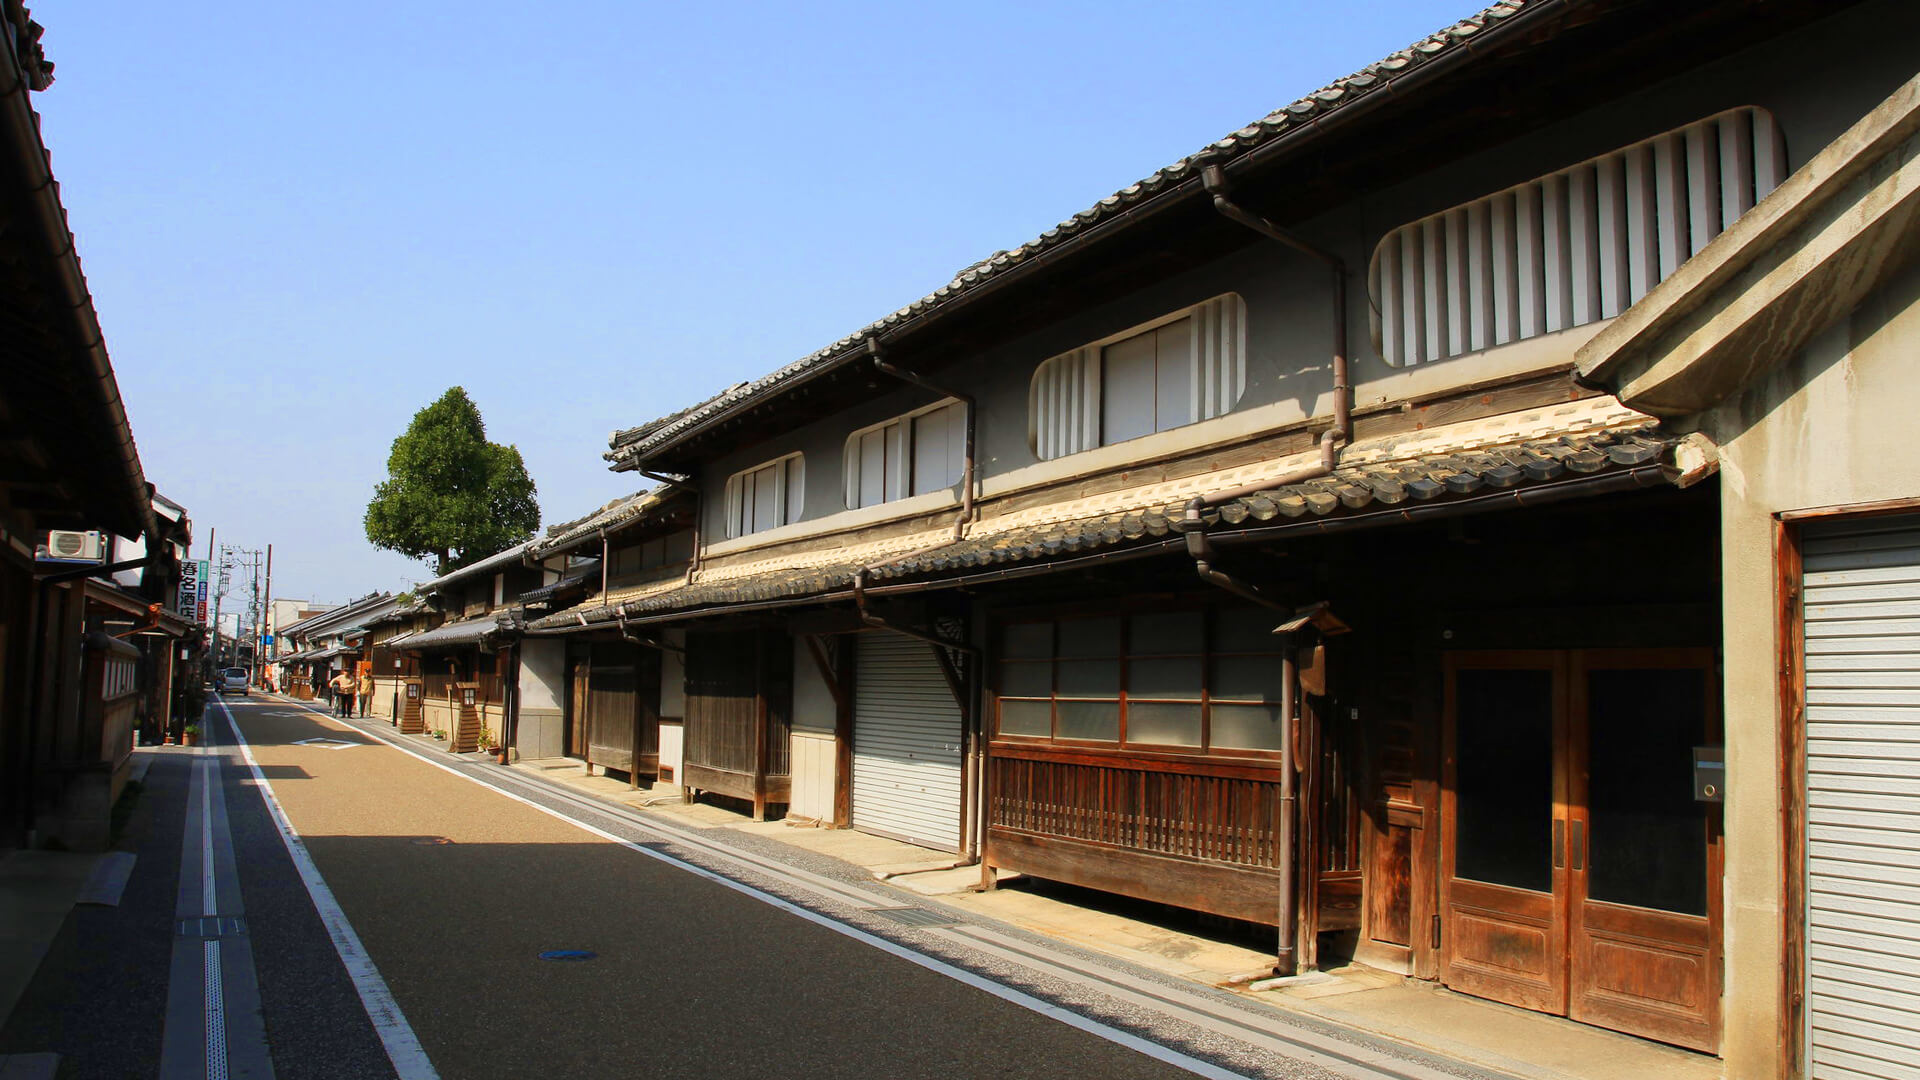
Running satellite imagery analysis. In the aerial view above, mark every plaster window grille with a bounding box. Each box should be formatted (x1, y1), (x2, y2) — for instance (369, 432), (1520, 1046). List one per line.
(1029, 293), (1247, 461)
(722, 453), (805, 538)
(1369, 106), (1787, 367)
(843, 400), (965, 510)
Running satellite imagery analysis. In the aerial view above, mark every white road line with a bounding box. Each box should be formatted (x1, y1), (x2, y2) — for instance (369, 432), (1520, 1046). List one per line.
(215, 699), (438, 1080)
(201, 756), (217, 914)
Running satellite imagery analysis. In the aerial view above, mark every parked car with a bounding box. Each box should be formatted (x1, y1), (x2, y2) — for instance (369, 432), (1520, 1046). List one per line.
(215, 668), (249, 695)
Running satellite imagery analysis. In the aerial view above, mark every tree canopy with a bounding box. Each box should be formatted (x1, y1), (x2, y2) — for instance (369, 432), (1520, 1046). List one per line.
(364, 387), (540, 574)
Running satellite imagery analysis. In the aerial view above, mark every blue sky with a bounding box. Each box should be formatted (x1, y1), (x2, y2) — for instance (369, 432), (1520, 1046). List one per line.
(32, 0), (1474, 609)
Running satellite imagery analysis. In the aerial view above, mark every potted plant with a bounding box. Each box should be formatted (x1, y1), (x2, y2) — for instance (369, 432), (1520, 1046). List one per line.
(181, 723), (202, 747)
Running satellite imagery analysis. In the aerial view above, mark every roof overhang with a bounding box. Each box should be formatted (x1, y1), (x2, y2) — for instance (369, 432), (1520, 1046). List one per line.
(1576, 69), (1920, 416)
(0, 7), (151, 539)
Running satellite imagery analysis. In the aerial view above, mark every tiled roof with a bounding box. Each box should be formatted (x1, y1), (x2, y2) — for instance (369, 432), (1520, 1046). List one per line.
(527, 487), (675, 559)
(416, 539), (536, 595)
(606, 0), (1540, 468)
(548, 417), (1674, 629)
(518, 566), (599, 606)
(4, 2), (53, 91)
(395, 613), (515, 652)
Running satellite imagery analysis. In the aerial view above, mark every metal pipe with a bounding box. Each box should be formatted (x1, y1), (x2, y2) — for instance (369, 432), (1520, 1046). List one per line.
(1276, 645), (1299, 975)
(867, 337), (977, 541)
(1178, 165), (1353, 627)
(849, 569), (980, 657)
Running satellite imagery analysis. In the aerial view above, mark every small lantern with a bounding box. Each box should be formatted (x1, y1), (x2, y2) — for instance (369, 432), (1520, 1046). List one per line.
(406, 683), (421, 701)
(462, 687), (476, 706)
(393, 657), (402, 670)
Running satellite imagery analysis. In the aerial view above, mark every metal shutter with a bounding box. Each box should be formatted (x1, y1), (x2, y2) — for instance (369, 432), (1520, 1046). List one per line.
(853, 633), (964, 852)
(1803, 515), (1920, 1080)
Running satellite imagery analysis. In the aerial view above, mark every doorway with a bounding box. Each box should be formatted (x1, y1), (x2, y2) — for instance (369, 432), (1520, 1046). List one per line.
(1441, 649), (1720, 1052)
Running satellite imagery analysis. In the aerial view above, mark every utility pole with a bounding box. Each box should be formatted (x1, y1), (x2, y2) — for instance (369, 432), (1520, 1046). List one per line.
(260, 544), (272, 689)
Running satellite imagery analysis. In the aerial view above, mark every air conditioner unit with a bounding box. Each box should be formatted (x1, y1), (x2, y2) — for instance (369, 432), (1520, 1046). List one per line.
(38, 530), (106, 564)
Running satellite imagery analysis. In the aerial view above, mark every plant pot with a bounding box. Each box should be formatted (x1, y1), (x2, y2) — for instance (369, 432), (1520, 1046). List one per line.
(181, 732), (200, 747)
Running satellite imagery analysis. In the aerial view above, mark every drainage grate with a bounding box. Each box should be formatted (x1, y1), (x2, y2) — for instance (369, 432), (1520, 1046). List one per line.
(865, 906), (959, 928)
(177, 916), (247, 938)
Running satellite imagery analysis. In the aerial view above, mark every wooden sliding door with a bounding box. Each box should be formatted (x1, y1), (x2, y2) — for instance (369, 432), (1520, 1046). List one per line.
(1442, 650), (1719, 1052)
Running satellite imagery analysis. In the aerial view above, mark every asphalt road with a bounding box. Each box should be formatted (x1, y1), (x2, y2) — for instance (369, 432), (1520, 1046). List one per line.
(224, 696), (1222, 1079)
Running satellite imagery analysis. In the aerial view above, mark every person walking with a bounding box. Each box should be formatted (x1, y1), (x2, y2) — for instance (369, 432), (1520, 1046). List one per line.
(356, 668), (373, 718)
(329, 671), (354, 717)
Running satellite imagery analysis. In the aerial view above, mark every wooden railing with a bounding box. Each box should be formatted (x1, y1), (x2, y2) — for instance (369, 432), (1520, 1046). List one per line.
(988, 753), (1282, 869)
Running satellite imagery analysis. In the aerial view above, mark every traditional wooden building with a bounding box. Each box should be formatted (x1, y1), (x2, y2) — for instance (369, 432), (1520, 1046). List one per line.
(394, 543), (542, 753)
(523, 487), (694, 783)
(0, 2), (190, 852)
(554, 1), (1920, 1072)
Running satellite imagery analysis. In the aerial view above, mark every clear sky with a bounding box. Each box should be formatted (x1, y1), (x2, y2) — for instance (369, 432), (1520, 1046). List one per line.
(30, 0), (1473, 611)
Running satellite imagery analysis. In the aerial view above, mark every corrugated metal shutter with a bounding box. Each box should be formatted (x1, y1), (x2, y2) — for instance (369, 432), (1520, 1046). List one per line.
(1803, 515), (1920, 1080)
(854, 633), (964, 852)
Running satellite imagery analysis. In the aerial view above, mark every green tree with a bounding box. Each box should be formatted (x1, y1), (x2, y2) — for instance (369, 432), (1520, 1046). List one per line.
(364, 387), (540, 573)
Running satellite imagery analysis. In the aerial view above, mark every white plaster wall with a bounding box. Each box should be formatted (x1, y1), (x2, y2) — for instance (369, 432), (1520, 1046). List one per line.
(518, 639), (564, 711)
(1699, 256), (1920, 1076)
(659, 721), (683, 782)
(370, 676), (401, 720)
(789, 730), (837, 823)
(516, 638), (567, 759)
(660, 629), (685, 718)
(791, 635), (836, 734)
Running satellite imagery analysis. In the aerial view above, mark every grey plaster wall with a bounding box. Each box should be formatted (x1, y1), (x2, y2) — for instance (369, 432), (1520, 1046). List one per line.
(695, 0), (1920, 540)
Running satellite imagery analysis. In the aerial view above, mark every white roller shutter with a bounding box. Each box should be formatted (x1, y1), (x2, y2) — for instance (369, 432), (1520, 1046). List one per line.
(854, 632), (964, 852)
(1803, 515), (1920, 1080)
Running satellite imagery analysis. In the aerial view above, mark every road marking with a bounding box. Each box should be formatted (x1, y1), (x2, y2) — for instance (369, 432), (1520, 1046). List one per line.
(216, 698), (438, 1080)
(291, 738), (361, 750)
(159, 731), (274, 1080)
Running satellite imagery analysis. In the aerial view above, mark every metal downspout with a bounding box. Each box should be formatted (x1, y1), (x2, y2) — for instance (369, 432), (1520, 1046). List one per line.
(867, 338), (977, 541)
(1183, 165), (1351, 977)
(1277, 646), (1299, 974)
(638, 470), (703, 583)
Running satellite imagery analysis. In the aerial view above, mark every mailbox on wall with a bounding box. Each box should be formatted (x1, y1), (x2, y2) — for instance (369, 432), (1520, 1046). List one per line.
(406, 683), (421, 701)
(462, 687), (476, 706)
(1692, 745), (1724, 803)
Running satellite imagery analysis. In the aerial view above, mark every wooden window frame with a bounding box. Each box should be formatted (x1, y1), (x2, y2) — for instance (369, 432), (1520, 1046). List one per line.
(1028, 293), (1247, 461)
(990, 600), (1287, 765)
(722, 452), (805, 539)
(843, 399), (965, 510)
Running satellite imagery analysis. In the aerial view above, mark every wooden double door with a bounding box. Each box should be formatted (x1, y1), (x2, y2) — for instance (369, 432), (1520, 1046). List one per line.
(1441, 650), (1720, 1052)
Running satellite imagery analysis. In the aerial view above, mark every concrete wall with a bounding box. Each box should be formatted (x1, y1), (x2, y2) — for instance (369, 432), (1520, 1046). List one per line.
(516, 638), (565, 759)
(1696, 255), (1920, 1075)
(694, 0), (1920, 550)
(789, 730), (837, 823)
